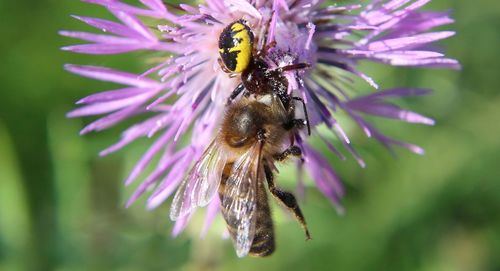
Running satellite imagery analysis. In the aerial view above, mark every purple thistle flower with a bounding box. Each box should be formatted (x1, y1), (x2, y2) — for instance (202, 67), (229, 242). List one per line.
(62, 0), (459, 237)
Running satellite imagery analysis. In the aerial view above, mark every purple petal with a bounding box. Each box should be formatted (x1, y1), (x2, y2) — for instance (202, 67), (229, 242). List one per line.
(82, 0), (169, 19)
(200, 197), (220, 237)
(147, 150), (195, 209)
(99, 113), (168, 155)
(76, 87), (149, 104)
(348, 113), (426, 155)
(59, 30), (139, 44)
(71, 15), (145, 39)
(64, 64), (159, 87)
(346, 102), (435, 125)
(230, 0), (261, 19)
(171, 213), (192, 237)
(302, 144), (345, 213)
(62, 43), (151, 54)
(140, 0), (167, 13)
(110, 9), (156, 41)
(67, 92), (152, 117)
(367, 31), (455, 52)
(386, 11), (454, 38)
(389, 57), (461, 69)
(80, 106), (140, 135)
(124, 125), (178, 185)
(126, 148), (188, 207)
(355, 88), (432, 100)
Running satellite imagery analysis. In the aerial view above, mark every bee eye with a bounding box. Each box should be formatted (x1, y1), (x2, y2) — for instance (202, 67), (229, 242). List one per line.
(218, 20), (254, 73)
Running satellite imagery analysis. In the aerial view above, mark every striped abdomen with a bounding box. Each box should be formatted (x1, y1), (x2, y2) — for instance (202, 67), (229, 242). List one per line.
(218, 163), (275, 257)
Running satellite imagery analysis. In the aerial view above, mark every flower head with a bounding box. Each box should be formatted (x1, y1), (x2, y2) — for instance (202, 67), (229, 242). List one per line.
(62, 0), (459, 236)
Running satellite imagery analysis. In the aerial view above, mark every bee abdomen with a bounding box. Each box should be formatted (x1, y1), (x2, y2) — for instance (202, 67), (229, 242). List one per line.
(219, 165), (275, 257)
(248, 204), (274, 257)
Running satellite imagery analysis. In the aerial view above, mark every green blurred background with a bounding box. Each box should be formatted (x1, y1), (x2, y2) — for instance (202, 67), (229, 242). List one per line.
(1, 0), (499, 270)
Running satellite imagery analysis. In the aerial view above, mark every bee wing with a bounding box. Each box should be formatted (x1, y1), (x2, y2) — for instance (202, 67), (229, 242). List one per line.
(170, 139), (227, 221)
(222, 141), (262, 257)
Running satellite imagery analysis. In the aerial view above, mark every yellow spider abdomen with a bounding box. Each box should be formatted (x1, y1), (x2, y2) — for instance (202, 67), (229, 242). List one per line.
(218, 20), (254, 73)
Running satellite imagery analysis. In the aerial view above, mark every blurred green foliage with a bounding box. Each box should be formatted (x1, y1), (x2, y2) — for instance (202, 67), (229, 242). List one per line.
(0, 0), (499, 270)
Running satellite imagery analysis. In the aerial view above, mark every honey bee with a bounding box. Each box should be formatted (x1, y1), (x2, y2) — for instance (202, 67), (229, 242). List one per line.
(170, 20), (311, 257)
(170, 93), (311, 257)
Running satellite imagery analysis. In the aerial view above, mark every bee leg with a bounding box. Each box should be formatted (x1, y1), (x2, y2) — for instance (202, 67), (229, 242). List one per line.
(273, 146), (302, 161)
(227, 83), (245, 105)
(264, 163), (311, 240)
(292, 97), (311, 136)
